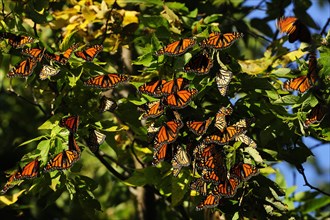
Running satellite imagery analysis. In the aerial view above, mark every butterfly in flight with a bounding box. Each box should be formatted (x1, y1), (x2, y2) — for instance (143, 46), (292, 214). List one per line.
(84, 73), (129, 89)
(277, 16), (311, 43)
(44, 43), (79, 64)
(200, 32), (244, 50)
(184, 50), (214, 75)
(60, 115), (80, 133)
(163, 88), (198, 109)
(186, 117), (213, 136)
(39, 65), (60, 80)
(304, 103), (327, 127)
(74, 44), (103, 61)
(155, 38), (196, 56)
(171, 146), (190, 177)
(7, 57), (38, 78)
(0, 32), (34, 48)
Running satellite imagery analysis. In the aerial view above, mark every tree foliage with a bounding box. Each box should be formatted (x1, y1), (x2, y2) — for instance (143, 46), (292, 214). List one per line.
(0, 0), (329, 219)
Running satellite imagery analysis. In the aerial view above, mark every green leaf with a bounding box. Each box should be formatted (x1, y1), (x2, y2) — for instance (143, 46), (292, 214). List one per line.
(299, 196), (330, 214)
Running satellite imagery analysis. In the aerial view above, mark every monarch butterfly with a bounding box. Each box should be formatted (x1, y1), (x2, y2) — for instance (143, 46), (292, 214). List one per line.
(196, 147), (226, 171)
(304, 104), (327, 127)
(200, 32), (244, 50)
(202, 169), (226, 184)
(60, 115), (80, 133)
(216, 69), (233, 87)
(163, 88), (198, 109)
(230, 163), (259, 181)
(217, 85), (228, 96)
(1, 173), (19, 194)
(0, 32), (34, 48)
(99, 96), (117, 113)
(22, 48), (45, 61)
(233, 118), (254, 129)
(215, 106), (233, 132)
(39, 65), (60, 80)
(154, 119), (183, 147)
(155, 38), (196, 56)
(139, 100), (165, 120)
(87, 129), (106, 153)
(15, 158), (40, 180)
(84, 73), (129, 89)
(213, 175), (240, 197)
(68, 132), (81, 153)
(160, 78), (190, 96)
(44, 44), (79, 64)
(44, 149), (80, 172)
(74, 44), (103, 61)
(7, 57), (38, 78)
(152, 144), (172, 165)
(138, 79), (166, 97)
(193, 143), (215, 162)
(284, 53), (318, 93)
(172, 146), (190, 177)
(184, 50), (214, 75)
(277, 17), (311, 43)
(204, 125), (245, 145)
(190, 178), (208, 196)
(186, 117), (213, 136)
(195, 193), (221, 211)
(235, 133), (257, 148)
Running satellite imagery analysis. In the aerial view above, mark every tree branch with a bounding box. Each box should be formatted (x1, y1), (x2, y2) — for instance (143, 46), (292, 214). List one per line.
(320, 17), (330, 36)
(296, 164), (330, 197)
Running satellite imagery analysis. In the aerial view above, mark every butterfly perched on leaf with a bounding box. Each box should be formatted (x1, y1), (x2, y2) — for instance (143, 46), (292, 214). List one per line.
(138, 79), (166, 97)
(99, 96), (117, 112)
(84, 73), (129, 89)
(216, 69), (233, 87)
(212, 175), (241, 198)
(22, 48), (45, 61)
(304, 103), (327, 127)
(74, 44), (103, 61)
(0, 32), (34, 48)
(139, 100), (165, 120)
(190, 178), (208, 196)
(277, 16), (311, 43)
(159, 78), (190, 96)
(230, 162), (259, 181)
(202, 169), (227, 184)
(7, 57), (38, 78)
(171, 146), (190, 177)
(60, 115), (80, 133)
(283, 53), (318, 93)
(200, 32), (244, 50)
(154, 119), (183, 148)
(184, 50), (214, 75)
(87, 129), (106, 153)
(44, 43), (79, 64)
(155, 38), (196, 56)
(44, 133), (81, 172)
(204, 125), (245, 145)
(153, 143), (173, 165)
(186, 117), (212, 136)
(215, 106), (233, 132)
(163, 88), (198, 109)
(39, 65), (60, 80)
(196, 193), (221, 211)
(235, 133), (257, 148)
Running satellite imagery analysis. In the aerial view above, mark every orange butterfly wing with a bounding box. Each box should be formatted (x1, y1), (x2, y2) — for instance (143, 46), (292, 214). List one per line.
(7, 57), (38, 78)
(186, 117), (212, 136)
(213, 175), (240, 197)
(18, 159), (40, 180)
(283, 75), (312, 93)
(196, 193), (221, 211)
(304, 104), (327, 127)
(200, 32), (243, 49)
(84, 74), (128, 89)
(184, 50), (213, 75)
(277, 17), (311, 43)
(74, 44), (103, 61)
(60, 115), (80, 133)
(138, 79), (166, 97)
(140, 100), (165, 119)
(154, 120), (183, 147)
(164, 89), (198, 109)
(4, 33), (34, 48)
(230, 163), (259, 181)
(160, 78), (190, 95)
(69, 133), (81, 153)
(44, 150), (80, 172)
(156, 38), (196, 56)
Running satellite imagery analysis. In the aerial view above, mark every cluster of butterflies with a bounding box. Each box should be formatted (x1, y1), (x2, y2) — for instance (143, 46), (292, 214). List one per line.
(1, 115), (109, 193)
(277, 17), (328, 127)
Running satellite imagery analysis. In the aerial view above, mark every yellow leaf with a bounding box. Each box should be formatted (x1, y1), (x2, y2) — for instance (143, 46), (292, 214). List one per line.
(0, 189), (26, 207)
(122, 11), (139, 27)
(238, 57), (274, 75)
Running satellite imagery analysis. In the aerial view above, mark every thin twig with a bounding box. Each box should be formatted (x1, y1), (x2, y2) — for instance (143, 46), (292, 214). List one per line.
(95, 150), (128, 181)
(320, 18), (330, 36)
(101, 0), (116, 44)
(6, 88), (48, 116)
(130, 144), (145, 168)
(296, 164), (330, 197)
